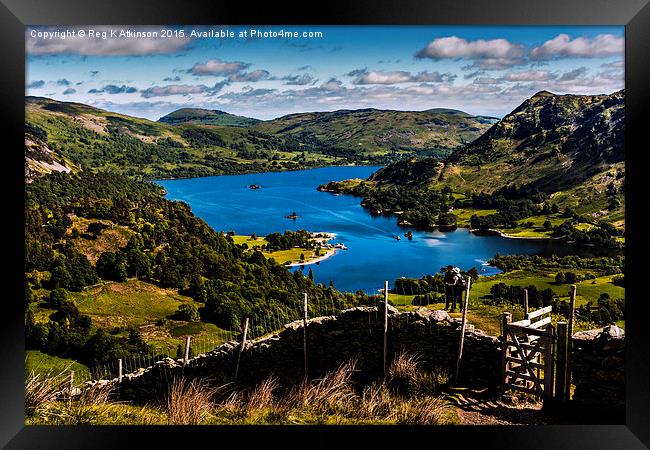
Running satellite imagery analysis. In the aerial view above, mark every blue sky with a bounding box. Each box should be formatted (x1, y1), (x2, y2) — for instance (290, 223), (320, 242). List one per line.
(26, 25), (624, 120)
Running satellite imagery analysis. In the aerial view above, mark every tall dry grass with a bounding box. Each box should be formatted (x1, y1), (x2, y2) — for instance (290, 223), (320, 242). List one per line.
(25, 370), (65, 418)
(166, 377), (227, 425)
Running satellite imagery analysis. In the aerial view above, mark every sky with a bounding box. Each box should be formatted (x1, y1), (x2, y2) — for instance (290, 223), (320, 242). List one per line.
(25, 25), (624, 120)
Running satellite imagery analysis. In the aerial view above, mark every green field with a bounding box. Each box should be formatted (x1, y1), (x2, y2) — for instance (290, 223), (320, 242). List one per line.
(390, 269), (624, 336)
(26, 350), (91, 383)
(66, 280), (235, 354)
(233, 234), (329, 266)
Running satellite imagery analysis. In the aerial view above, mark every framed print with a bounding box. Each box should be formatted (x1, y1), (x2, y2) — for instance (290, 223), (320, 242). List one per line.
(1, 0), (649, 448)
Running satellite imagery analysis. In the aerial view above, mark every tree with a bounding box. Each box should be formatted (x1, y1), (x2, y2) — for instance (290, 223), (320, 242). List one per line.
(126, 248), (151, 279)
(96, 251), (128, 282)
(564, 272), (577, 284)
(177, 304), (200, 322)
(543, 220), (553, 231)
(555, 272), (565, 284)
(50, 262), (72, 290)
(49, 288), (68, 309)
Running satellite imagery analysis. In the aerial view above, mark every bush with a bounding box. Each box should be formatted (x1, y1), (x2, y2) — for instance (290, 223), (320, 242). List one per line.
(176, 304), (200, 322)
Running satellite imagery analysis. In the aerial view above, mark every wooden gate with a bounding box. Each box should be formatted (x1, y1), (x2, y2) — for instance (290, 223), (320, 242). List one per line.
(501, 305), (556, 403)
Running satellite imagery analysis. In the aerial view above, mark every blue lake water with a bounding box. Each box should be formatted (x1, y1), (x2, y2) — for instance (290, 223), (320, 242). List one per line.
(157, 166), (560, 293)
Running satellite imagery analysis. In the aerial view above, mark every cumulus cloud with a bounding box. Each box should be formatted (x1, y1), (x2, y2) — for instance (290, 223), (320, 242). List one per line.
(89, 84), (138, 94)
(57, 78), (71, 86)
(189, 58), (250, 76)
(228, 69), (270, 82)
(348, 69), (455, 85)
(140, 81), (228, 98)
(557, 67), (588, 82)
(531, 34), (624, 59)
(27, 26), (193, 56)
(501, 70), (557, 82)
(62, 88), (76, 95)
(416, 36), (525, 69)
(219, 87), (276, 100)
(163, 76), (181, 82)
(27, 80), (45, 88)
(282, 73), (316, 85)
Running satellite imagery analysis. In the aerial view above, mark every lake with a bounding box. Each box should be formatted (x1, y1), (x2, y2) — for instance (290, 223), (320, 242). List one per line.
(157, 166), (566, 293)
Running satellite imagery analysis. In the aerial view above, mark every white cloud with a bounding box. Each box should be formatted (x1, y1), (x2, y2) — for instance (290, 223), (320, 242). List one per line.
(140, 83), (221, 98)
(282, 73), (316, 85)
(349, 69), (455, 85)
(416, 36), (525, 69)
(502, 70), (557, 82)
(557, 67), (588, 82)
(531, 34), (624, 59)
(190, 58), (250, 76)
(228, 69), (270, 82)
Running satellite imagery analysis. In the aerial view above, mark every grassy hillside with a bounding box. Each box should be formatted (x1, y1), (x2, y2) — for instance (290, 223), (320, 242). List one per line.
(253, 107), (496, 159)
(24, 97), (344, 180)
(321, 90), (625, 236)
(25, 97), (494, 181)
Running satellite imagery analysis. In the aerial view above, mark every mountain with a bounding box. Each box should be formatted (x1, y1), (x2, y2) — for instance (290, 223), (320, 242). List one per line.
(253, 108), (498, 158)
(158, 108), (261, 127)
(25, 97), (497, 181)
(351, 90), (625, 226)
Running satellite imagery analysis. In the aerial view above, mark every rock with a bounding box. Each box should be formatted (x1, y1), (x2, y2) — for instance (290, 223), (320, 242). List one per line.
(602, 324), (625, 340)
(430, 309), (451, 322)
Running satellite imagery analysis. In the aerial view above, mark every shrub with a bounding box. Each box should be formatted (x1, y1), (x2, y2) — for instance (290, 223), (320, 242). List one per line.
(176, 304), (200, 322)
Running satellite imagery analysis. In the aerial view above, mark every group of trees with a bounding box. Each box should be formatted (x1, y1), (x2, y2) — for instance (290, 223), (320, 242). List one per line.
(488, 254), (624, 275)
(488, 283), (555, 308)
(25, 288), (151, 366)
(264, 230), (315, 251)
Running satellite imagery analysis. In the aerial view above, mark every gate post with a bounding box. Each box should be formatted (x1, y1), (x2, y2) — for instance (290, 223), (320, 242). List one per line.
(554, 322), (568, 403)
(500, 312), (512, 394)
(543, 325), (556, 405)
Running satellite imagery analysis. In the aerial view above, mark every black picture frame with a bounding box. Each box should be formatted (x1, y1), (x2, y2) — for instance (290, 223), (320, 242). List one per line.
(2, 0), (649, 448)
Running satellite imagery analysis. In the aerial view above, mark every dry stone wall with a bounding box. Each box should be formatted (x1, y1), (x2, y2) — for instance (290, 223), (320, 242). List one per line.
(571, 325), (625, 410)
(114, 306), (501, 403)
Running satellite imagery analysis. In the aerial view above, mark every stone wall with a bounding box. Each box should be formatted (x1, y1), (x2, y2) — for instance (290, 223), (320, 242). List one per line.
(570, 325), (625, 410)
(113, 306), (502, 403)
(89, 307), (625, 413)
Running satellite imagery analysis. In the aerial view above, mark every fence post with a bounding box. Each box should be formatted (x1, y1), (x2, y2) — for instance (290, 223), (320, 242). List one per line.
(543, 325), (556, 406)
(118, 358), (123, 383)
(455, 276), (472, 383)
(234, 317), (249, 380)
(523, 289), (529, 319)
(183, 336), (191, 367)
(500, 312), (512, 395)
(555, 322), (568, 403)
(566, 285), (577, 401)
(303, 292), (308, 377)
(68, 370), (75, 406)
(383, 280), (389, 376)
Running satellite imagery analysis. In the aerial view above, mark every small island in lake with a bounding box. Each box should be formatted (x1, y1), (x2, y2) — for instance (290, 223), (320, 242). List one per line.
(285, 211), (300, 220)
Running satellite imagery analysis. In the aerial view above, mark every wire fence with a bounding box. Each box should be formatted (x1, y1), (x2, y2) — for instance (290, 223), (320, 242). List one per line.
(83, 277), (474, 382)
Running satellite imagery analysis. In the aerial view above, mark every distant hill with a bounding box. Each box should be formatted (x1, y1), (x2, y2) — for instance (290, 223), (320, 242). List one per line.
(158, 108), (261, 127)
(25, 97), (497, 180)
(254, 108), (497, 158)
